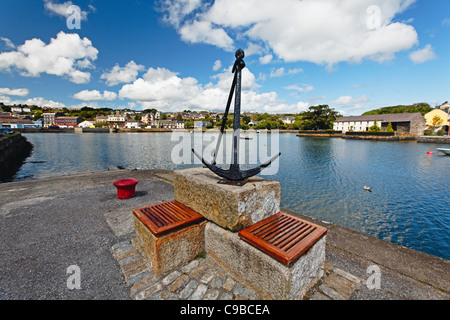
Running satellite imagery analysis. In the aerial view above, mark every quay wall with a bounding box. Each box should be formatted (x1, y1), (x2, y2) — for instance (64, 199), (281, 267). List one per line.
(0, 133), (33, 181)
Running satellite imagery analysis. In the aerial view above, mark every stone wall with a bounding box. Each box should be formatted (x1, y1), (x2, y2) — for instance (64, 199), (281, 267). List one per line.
(0, 133), (33, 182)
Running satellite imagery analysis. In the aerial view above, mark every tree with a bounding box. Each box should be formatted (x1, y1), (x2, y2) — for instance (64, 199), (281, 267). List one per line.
(369, 120), (381, 132)
(432, 115), (444, 127)
(300, 105), (341, 130)
(385, 122), (394, 132)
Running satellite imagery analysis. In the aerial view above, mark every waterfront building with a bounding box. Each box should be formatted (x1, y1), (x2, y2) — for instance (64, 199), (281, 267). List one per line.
(42, 112), (64, 127)
(95, 115), (108, 123)
(125, 120), (142, 128)
(424, 108), (449, 129)
(55, 117), (82, 128)
(78, 120), (96, 128)
(107, 111), (126, 128)
(141, 113), (154, 125)
(334, 113), (426, 136)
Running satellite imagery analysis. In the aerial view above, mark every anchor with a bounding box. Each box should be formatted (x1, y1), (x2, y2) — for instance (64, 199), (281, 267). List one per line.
(192, 49), (281, 185)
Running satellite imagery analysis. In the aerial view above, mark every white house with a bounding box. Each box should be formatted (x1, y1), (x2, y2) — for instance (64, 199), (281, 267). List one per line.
(125, 120), (142, 128)
(78, 120), (96, 128)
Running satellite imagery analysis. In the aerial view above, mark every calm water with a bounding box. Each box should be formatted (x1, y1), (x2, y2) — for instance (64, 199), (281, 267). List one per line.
(13, 133), (450, 260)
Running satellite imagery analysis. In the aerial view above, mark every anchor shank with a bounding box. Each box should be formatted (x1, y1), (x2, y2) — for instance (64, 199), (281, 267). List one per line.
(232, 66), (242, 166)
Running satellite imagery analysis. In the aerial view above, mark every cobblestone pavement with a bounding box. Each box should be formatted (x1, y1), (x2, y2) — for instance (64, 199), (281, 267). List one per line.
(111, 239), (363, 300)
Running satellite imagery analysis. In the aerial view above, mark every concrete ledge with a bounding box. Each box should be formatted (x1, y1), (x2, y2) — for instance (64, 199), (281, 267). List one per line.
(174, 167), (280, 232)
(205, 222), (326, 300)
(134, 216), (206, 277)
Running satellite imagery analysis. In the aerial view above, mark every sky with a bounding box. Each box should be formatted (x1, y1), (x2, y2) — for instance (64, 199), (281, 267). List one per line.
(0, 0), (449, 115)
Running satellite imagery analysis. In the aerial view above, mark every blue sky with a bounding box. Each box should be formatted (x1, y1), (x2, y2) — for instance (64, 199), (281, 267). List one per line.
(0, 0), (449, 115)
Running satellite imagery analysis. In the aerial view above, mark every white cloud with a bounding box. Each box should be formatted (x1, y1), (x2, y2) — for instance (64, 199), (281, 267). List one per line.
(269, 67), (303, 78)
(1, 37), (16, 50)
(0, 31), (98, 84)
(100, 61), (145, 86)
(329, 95), (369, 105)
(284, 84), (314, 94)
(409, 44), (437, 64)
(259, 54), (273, 64)
(0, 96), (67, 109)
(212, 60), (222, 71)
(179, 20), (233, 51)
(0, 88), (29, 97)
(72, 90), (117, 101)
(162, 0), (418, 68)
(119, 65), (300, 113)
(43, 0), (91, 20)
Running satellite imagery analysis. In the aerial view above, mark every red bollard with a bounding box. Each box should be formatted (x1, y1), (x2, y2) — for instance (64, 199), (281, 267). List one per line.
(114, 178), (139, 199)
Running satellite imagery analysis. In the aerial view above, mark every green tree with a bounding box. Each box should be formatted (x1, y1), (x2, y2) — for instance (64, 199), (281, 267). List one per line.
(300, 105), (341, 130)
(369, 120), (381, 132)
(385, 122), (394, 132)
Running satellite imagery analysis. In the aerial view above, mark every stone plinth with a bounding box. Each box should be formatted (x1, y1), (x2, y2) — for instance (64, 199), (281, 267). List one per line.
(174, 167), (280, 232)
(205, 222), (326, 300)
(134, 216), (206, 277)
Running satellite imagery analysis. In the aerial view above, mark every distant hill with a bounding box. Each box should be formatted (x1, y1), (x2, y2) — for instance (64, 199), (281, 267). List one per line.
(363, 103), (432, 116)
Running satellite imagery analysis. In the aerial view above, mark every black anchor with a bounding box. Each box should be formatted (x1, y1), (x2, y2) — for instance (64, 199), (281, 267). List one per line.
(192, 49), (281, 185)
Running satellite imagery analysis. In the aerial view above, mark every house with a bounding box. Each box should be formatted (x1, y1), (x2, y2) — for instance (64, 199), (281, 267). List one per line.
(424, 108), (449, 128)
(141, 113), (154, 125)
(55, 116), (82, 128)
(78, 120), (96, 128)
(42, 112), (65, 127)
(334, 113), (426, 136)
(152, 120), (177, 129)
(0, 118), (36, 128)
(95, 115), (108, 123)
(107, 111), (126, 128)
(125, 120), (142, 129)
(11, 106), (23, 113)
(281, 117), (295, 125)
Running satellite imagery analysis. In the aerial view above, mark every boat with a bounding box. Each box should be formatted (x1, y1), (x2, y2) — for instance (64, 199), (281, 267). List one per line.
(436, 148), (450, 155)
(240, 137), (253, 140)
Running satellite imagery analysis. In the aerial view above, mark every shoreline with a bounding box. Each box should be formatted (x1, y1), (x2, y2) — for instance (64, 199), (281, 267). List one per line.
(15, 128), (450, 143)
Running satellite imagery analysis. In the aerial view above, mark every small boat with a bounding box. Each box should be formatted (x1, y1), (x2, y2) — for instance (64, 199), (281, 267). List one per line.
(437, 148), (450, 155)
(364, 186), (372, 192)
(240, 137), (253, 140)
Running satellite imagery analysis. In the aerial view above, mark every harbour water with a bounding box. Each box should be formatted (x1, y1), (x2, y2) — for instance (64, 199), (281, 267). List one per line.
(10, 132), (450, 260)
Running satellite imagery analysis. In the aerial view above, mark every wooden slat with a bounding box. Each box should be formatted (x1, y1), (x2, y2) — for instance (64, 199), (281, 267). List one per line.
(133, 200), (204, 237)
(238, 212), (327, 265)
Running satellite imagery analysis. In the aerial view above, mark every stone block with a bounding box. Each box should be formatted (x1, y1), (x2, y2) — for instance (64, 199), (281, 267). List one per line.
(174, 167), (280, 232)
(205, 222), (325, 300)
(134, 216), (206, 277)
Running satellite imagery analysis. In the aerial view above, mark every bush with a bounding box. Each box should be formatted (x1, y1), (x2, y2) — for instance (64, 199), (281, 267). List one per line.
(437, 130), (446, 136)
(423, 129), (433, 136)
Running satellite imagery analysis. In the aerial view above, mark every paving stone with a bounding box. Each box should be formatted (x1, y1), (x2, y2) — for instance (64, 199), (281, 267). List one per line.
(179, 279), (199, 299)
(220, 292), (233, 300)
(162, 270), (182, 286)
(170, 274), (190, 293)
(211, 275), (225, 289)
(181, 260), (199, 274)
(200, 269), (217, 284)
(130, 274), (156, 297)
(135, 281), (163, 300)
(223, 278), (236, 291)
(319, 283), (345, 300)
(127, 270), (152, 287)
(203, 289), (220, 300)
(189, 284), (208, 300)
(309, 292), (331, 300)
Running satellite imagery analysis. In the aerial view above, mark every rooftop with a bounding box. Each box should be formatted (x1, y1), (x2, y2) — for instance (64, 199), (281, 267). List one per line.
(336, 113), (423, 123)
